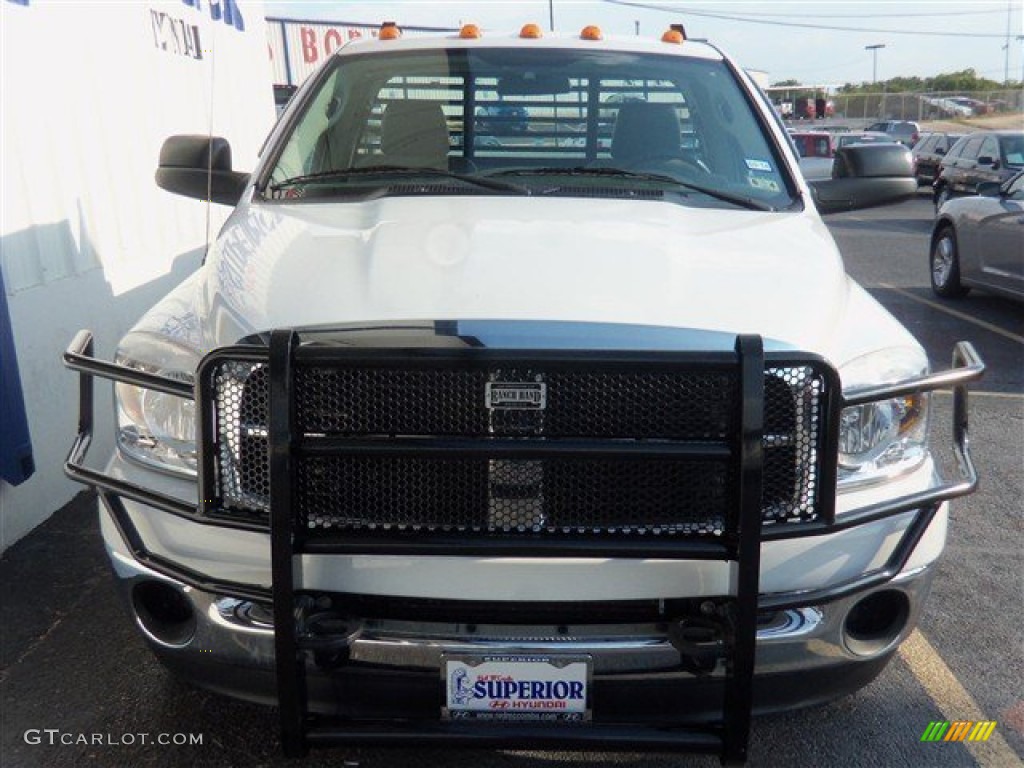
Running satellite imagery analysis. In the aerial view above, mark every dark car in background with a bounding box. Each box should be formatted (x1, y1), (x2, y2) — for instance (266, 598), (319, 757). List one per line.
(933, 130), (1024, 211)
(930, 170), (1024, 301)
(912, 131), (965, 186)
(475, 103), (530, 135)
(866, 120), (921, 147)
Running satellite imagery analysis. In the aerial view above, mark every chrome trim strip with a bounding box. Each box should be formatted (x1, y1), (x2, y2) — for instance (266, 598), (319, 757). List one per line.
(842, 341), (983, 407)
(107, 550), (936, 681)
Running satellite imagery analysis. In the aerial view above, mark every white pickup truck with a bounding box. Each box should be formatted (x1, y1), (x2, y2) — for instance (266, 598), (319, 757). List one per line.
(65, 24), (983, 765)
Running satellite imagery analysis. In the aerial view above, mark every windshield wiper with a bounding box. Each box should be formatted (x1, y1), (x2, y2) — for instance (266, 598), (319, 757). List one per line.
(490, 166), (776, 211)
(667, 179), (776, 211)
(268, 166), (529, 196)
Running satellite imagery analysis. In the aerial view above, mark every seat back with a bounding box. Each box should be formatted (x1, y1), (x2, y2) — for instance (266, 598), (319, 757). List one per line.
(611, 103), (682, 164)
(380, 101), (451, 169)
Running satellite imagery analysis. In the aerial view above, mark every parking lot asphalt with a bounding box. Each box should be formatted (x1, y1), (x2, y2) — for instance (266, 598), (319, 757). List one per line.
(1, 196), (1021, 768)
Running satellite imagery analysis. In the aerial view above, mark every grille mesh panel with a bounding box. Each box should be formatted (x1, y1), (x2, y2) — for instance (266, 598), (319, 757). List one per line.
(212, 362), (270, 520)
(297, 456), (729, 536)
(204, 355), (830, 534)
(762, 366), (823, 524)
(297, 367), (490, 436)
(295, 367), (737, 439)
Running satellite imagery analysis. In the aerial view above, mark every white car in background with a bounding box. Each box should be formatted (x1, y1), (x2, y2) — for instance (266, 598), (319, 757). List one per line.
(931, 169), (1024, 301)
(924, 96), (975, 118)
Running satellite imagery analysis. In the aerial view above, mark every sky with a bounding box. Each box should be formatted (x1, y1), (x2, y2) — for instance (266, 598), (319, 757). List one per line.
(262, 0), (1024, 87)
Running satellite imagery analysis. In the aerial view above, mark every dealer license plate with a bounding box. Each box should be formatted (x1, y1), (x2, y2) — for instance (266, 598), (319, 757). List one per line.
(442, 654), (592, 722)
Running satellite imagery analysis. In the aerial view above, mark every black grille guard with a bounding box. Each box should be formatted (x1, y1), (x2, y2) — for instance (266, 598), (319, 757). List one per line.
(63, 328), (984, 764)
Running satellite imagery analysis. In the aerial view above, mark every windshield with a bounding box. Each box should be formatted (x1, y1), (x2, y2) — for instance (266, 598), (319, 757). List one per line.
(264, 47), (797, 210)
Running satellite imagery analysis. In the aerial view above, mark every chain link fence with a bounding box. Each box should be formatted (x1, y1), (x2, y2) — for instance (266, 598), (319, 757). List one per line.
(830, 90), (1024, 122)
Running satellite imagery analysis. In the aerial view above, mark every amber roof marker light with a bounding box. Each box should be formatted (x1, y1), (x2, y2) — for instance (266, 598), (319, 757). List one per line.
(459, 23), (481, 39)
(520, 23), (543, 39)
(580, 25), (603, 41)
(661, 28), (685, 44)
(379, 21), (402, 40)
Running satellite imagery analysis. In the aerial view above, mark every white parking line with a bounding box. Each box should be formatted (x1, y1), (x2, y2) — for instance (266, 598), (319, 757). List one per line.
(898, 630), (1021, 766)
(877, 283), (1024, 345)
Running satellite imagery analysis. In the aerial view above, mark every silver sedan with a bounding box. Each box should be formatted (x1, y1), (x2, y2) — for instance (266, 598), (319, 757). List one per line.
(930, 169), (1024, 301)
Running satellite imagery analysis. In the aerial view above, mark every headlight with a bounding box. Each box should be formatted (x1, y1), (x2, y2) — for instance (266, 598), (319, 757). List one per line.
(115, 332), (199, 476)
(838, 347), (930, 489)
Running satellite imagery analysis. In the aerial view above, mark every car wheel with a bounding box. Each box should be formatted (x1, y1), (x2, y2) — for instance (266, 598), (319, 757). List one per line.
(930, 226), (969, 298)
(933, 185), (951, 214)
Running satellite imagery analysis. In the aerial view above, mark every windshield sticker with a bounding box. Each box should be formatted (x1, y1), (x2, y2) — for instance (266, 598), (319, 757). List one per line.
(748, 176), (780, 192)
(745, 159), (773, 173)
(1006, 153), (1023, 165)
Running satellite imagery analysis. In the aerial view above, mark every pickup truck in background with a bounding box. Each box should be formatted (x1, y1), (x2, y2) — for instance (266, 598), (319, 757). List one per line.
(790, 130), (835, 180)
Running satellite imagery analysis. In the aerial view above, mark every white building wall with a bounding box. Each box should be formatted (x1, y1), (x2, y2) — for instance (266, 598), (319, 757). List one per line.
(266, 18), (454, 86)
(0, 0), (276, 551)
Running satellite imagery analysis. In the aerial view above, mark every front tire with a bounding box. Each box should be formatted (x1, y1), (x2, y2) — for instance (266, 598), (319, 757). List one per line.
(930, 225), (969, 298)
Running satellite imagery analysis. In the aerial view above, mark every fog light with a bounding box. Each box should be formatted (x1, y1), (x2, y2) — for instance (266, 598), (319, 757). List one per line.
(132, 581), (195, 647)
(843, 590), (909, 657)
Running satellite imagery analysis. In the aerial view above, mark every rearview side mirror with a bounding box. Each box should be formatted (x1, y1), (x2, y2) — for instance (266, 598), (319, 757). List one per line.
(155, 135), (250, 206)
(976, 155), (998, 168)
(810, 144), (917, 214)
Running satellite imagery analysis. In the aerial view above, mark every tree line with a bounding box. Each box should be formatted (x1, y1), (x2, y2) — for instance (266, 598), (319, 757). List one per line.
(771, 69), (1015, 94)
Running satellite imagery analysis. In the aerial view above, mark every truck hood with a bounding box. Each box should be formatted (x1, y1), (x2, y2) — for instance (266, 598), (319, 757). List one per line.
(201, 196), (849, 354)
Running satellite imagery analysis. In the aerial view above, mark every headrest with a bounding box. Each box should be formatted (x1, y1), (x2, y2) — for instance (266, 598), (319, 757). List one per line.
(612, 102), (682, 163)
(380, 101), (450, 167)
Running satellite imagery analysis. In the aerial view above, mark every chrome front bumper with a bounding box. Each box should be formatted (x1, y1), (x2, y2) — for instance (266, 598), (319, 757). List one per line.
(104, 508), (937, 717)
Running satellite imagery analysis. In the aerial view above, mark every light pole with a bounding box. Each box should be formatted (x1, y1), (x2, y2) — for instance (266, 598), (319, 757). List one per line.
(1015, 35), (1024, 84)
(865, 44), (885, 84)
(1003, 0), (1013, 85)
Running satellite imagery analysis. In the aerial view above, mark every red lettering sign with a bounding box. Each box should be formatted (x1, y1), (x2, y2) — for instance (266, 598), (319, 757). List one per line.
(324, 28), (342, 53)
(300, 26), (317, 63)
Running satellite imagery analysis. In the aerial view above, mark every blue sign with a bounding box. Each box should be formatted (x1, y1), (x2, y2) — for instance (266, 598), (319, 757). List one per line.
(0, 269), (35, 486)
(182, 0), (244, 32)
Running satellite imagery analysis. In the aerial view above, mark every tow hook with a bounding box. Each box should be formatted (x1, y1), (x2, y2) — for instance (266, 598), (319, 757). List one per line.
(296, 597), (360, 669)
(668, 606), (729, 676)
